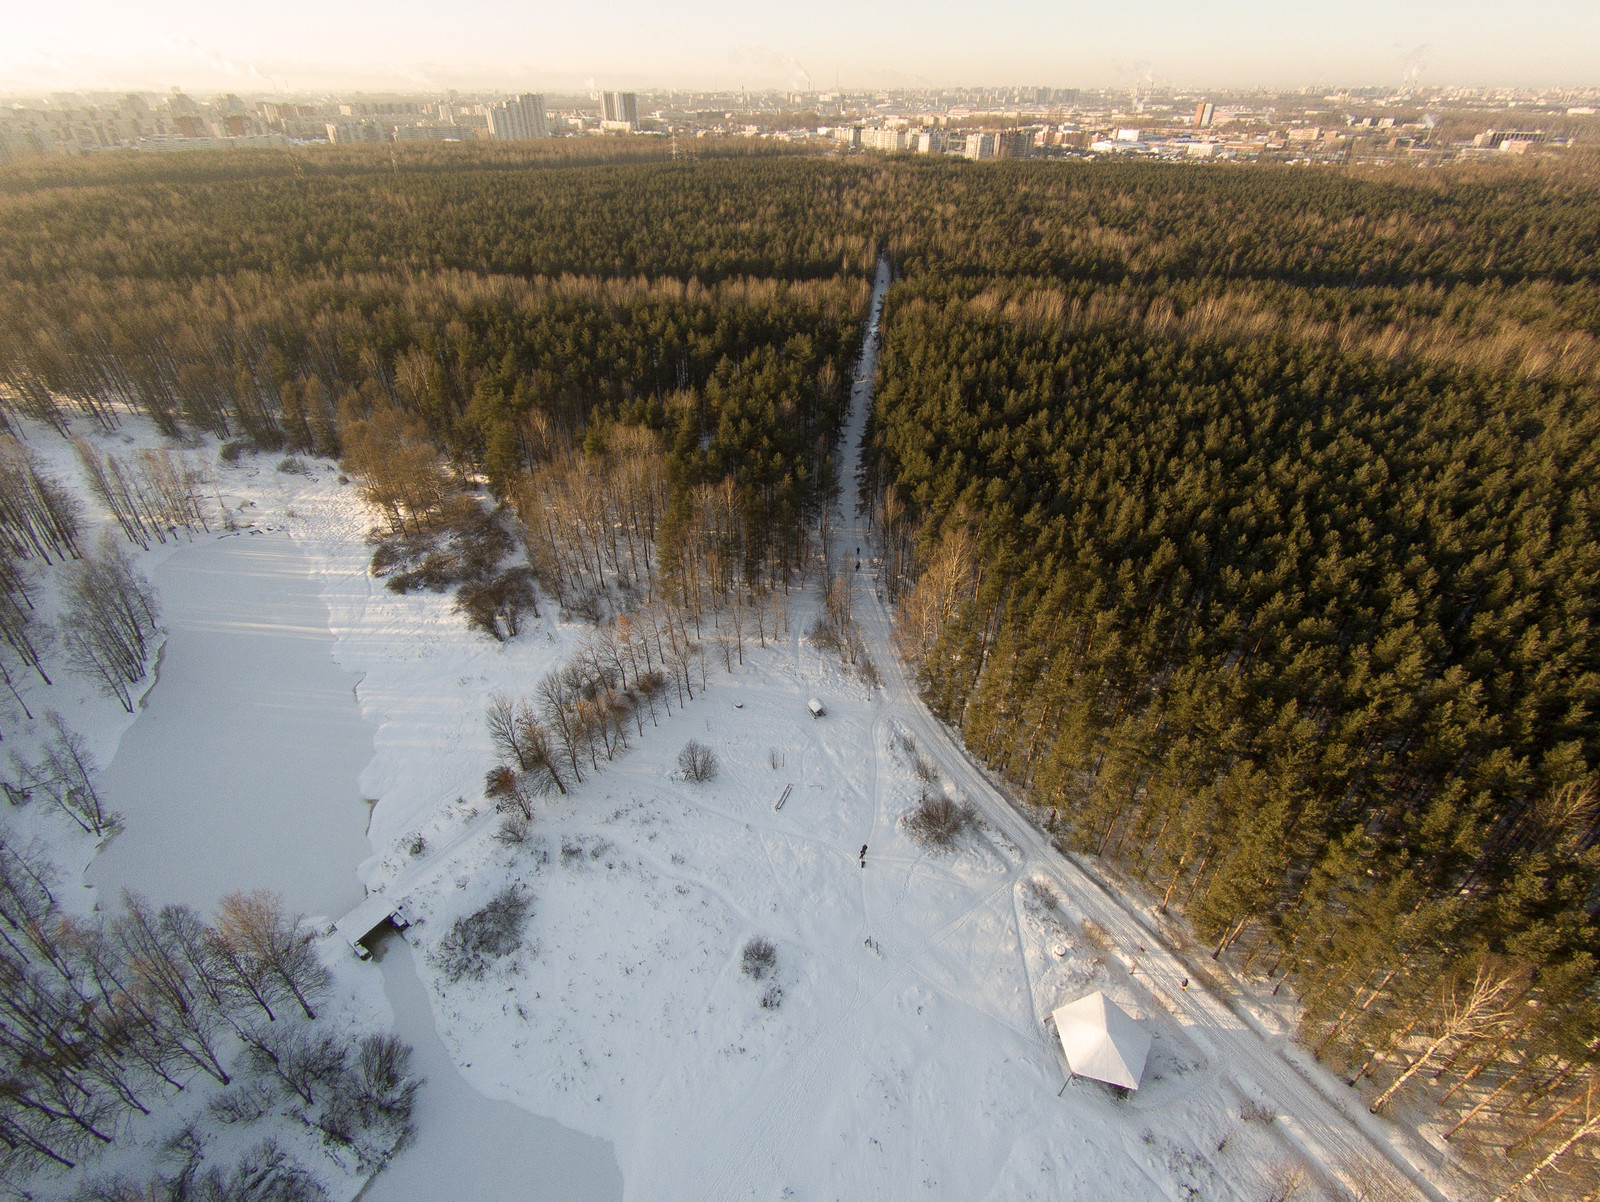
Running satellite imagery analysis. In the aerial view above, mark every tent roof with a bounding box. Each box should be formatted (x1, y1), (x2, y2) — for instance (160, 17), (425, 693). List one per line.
(1051, 991), (1151, 1090)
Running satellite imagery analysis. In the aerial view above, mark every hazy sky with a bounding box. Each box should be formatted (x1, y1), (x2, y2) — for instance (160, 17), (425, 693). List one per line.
(5, 0), (1598, 96)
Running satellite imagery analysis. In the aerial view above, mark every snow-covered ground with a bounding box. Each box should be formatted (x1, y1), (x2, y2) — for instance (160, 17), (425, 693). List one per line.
(367, 937), (622, 1202)
(2, 258), (1458, 1200)
(380, 632), (1295, 1200)
(262, 258), (1418, 1201)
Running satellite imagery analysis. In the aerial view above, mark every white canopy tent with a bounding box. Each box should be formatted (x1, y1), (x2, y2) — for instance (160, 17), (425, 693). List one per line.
(1051, 991), (1151, 1090)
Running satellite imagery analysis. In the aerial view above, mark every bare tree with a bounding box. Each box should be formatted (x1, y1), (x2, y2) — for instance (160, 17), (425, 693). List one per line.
(678, 739), (718, 783)
(484, 765), (532, 820)
(58, 536), (159, 713)
(1369, 958), (1524, 1114)
(536, 668), (586, 784)
(486, 694), (536, 770)
(213, 891), (329, 1021)
(0, 437), (81, 563)
(244, 1023), (345, 1106)
(339, 393), (453, 533)
(111, 894), (231, 1086)
(1492, 1073), (1600, 1201)
(893, 515), (979, 666)
(0, 544), (51, 693)
(11, 712), (119, 837)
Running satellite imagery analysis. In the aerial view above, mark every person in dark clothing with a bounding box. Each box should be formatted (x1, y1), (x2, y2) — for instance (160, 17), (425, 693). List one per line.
(859, 843), (868, 867)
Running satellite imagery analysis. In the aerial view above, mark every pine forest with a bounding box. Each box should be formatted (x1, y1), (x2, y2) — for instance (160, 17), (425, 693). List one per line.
(4, 139), (1600, 1192)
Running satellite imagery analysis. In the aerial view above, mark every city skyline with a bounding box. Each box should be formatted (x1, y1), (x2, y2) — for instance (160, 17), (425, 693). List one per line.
(6, 0), (1599, 97)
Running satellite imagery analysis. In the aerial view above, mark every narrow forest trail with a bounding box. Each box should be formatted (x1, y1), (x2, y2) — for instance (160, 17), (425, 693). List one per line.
(836, 258), (1458, 1202)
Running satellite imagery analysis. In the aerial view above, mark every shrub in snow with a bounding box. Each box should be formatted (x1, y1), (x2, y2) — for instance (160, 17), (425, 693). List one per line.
(213, 1031), (418, 1177)
(806, 614), (842, 654)
(913, 754), (939, 783)
(349, 1034), (420, 1124)
(405, 833), (426, 856)
(204, 1137), (330, 1202)
(1240, 1098), (1278, 1124)
(856, 651), (881, 687)
(369, 498), (534, 638)
(79, 1137), (331, 1202)
(276, 456), (310, 475)
(1080, 917), (1113, 951)
(741, 937), (777, 981)
(760, 984), (784, 1010)
(678, 739), (718, 783)
(208, 1078), (276, 1125)
(1024, 876), (1060, 912)
(432, 886), (529, 982)
(219, 439), (248, 463)
(903, 793), (976, 849)
(494, 814), (530, 845)
(321, 1033), (420, 1169)
(456, 567), (538, 641)
(1262, 1157), (1312, 1202)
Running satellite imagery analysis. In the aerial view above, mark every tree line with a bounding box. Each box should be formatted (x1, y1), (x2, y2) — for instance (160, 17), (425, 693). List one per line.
(0, 438), (167, 726)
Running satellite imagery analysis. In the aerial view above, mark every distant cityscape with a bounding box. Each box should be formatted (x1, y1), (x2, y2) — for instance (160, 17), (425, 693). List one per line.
(4, 83), (1598, 166)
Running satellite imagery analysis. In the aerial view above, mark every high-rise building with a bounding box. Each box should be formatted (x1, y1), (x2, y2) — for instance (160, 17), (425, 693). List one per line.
(1194, 101), (1214, 128)
(601, 91), (640, 130)
(325, 120), (387, 144)
(995, 130), (1031, 159)
(488, 93), (549, 140)
(963, 131), (995, 160)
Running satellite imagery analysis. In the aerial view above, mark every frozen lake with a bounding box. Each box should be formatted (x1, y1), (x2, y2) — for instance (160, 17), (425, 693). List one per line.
(91, 532), (375, 917)
(90, 531), (622, 1201)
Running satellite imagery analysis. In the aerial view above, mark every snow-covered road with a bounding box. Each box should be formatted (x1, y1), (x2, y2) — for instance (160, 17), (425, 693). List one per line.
(836, 259), (1453, 1202)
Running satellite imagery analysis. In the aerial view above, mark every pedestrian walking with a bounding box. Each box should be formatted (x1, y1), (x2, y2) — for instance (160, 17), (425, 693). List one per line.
(860, 843), (868, 867)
